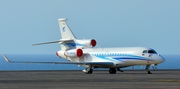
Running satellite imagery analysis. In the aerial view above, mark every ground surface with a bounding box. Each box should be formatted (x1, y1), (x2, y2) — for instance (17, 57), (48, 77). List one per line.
(0, 70), (180, 89)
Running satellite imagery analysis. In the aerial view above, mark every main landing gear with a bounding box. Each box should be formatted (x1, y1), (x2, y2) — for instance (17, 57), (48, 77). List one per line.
(83, 67), (123, 74)
(117, 68), (124, 72)
(109, 68), (123, 74)
(83, 66), (153, 74)
(109, 68), (116, 74)
(83, 67), (93, 74)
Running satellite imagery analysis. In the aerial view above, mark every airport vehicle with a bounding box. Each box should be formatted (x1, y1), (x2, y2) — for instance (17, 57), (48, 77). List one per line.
(2, 18), (165, 74)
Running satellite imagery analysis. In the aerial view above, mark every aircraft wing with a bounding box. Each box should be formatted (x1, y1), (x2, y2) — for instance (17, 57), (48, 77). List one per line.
(2, 54), (114, 66)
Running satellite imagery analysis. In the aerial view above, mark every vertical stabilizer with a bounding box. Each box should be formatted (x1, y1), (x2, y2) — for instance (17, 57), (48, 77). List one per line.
(58, 18), (76, 39)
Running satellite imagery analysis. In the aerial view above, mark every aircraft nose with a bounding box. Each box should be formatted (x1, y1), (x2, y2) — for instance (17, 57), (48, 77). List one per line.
(158, 54), (165, 63)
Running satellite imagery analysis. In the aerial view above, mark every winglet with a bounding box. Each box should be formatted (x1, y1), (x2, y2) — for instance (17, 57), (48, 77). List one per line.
(2, 54), (11, 62)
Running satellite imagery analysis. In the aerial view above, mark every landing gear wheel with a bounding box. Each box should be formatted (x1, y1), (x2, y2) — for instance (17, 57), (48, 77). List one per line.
(109, 68), (116, 74)
(85, 69), (93, 74)
(147, 71), (152, 74)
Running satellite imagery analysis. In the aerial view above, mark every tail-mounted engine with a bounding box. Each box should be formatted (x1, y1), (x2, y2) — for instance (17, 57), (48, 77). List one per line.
(56, 48), (83, 58)
(74, 39), (97, 48)
(64, 48), (83, 58)
(60, 39), (97, 49)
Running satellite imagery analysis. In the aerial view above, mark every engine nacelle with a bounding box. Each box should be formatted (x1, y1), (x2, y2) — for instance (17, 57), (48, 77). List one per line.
(64, 49), (83, 58)
(75, 39), (97, 48)
(90, 39), (97, 47)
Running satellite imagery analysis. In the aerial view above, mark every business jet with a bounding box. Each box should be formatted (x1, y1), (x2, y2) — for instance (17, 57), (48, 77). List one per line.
(2, 18), (165, 74)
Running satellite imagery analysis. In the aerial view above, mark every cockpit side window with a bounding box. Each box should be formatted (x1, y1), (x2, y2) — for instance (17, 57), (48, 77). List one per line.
(142, 50), (148, 54)
(148, 50), (157, 54)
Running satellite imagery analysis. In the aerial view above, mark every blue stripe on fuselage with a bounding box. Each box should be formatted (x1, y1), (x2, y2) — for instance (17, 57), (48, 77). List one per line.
(94, 54), (148, 62)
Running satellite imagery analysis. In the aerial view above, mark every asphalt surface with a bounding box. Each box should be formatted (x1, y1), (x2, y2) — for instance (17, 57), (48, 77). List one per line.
(0, 70), (180, 89)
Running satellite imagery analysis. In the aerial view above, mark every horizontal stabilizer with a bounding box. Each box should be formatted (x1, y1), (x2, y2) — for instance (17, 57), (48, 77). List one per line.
(32, 40), (61, 46)
(2, 54), (114, 66)
(32, 39), (73, 46)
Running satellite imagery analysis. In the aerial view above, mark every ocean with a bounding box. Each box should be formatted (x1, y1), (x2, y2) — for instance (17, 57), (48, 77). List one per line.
(0, 54), (179, 70)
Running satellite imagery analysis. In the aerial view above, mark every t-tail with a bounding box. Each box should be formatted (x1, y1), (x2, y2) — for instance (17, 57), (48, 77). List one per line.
(58, 18), (76, 39)
(32, 18), (97, 50)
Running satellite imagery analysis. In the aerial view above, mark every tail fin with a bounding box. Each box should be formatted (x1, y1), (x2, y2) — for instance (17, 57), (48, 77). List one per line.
(32, 18), (77, 50)
(58, 18), (76, 39)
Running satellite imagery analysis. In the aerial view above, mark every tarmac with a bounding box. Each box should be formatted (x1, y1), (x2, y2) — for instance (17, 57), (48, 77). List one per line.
(0, 70), (180, 89)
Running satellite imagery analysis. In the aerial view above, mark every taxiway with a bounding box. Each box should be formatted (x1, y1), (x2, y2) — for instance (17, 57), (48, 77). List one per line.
(0, 70), (180, 89)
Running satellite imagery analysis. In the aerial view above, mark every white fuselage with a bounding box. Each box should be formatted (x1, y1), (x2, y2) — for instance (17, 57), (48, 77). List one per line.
(57, 47), (165, 68)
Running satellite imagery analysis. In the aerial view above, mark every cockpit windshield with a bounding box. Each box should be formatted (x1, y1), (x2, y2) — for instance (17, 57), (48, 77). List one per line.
(142, 50), (157, 54)
(148, 50), (157, 54)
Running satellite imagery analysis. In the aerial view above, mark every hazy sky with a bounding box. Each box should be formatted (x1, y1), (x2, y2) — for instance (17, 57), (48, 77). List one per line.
(0, 0), (180, 54)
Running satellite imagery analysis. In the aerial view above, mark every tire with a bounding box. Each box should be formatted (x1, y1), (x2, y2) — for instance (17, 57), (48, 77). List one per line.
(109, 68), (116, 74)
(85, 69), (93, 74)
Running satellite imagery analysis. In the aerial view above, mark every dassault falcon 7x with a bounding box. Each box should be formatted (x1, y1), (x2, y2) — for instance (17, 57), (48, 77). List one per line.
(2, 18), (165, 74)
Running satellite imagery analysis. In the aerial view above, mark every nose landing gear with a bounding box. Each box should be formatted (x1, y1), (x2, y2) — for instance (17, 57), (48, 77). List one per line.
(152, 64), (158, 70)
(146, 65), (152, 74)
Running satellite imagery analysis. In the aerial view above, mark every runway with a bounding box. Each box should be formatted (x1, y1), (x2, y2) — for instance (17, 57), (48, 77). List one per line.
(0, 70), (180, 89)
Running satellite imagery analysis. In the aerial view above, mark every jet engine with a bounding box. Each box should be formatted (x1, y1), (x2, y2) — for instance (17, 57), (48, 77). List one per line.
(90, 39), (97, 47)
(64, 48), (83, 58)
(75, 39), (97, 48)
